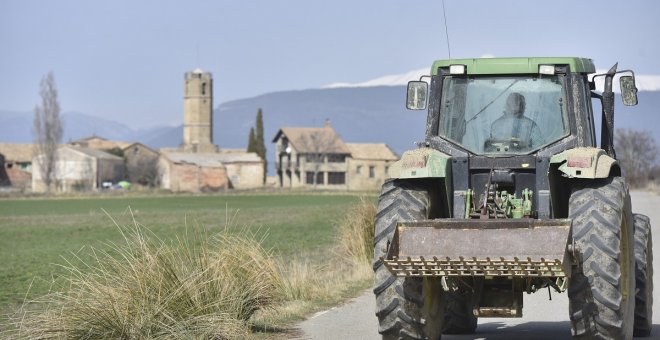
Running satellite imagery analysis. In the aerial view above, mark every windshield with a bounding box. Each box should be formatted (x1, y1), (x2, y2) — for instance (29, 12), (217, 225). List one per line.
(438, 75), (568, 155)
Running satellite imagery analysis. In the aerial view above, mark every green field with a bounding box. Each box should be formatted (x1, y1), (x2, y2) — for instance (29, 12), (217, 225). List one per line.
(0, 193), (364, 313)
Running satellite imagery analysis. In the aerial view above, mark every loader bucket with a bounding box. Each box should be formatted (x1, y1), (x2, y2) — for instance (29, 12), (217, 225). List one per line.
(381, 218), (572, 278)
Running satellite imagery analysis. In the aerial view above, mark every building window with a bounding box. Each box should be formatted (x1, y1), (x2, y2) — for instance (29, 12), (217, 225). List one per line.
(356, 165), (362, 175)
(327, 154), (346, 163)
(305, 154), (322, 163)
(306, 171), (324, 185)
(202, 83), (207, 95)
(369, 166), (375, 178)
(385, 166), (389, 175)
(328, 172), (346, 185)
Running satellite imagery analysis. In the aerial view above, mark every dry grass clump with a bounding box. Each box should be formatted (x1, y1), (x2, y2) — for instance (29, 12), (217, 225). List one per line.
(5, 199), (379, 338)
(336, 197), (376, 266)
(7, 217), (279, 339)
(253, 199), (377, 327)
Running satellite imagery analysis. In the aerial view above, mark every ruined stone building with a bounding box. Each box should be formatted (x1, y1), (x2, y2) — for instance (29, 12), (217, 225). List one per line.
(272, 123), (398, 191)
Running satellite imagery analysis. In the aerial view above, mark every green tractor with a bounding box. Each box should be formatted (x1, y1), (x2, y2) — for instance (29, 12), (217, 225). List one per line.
(373, 57), (653, 339)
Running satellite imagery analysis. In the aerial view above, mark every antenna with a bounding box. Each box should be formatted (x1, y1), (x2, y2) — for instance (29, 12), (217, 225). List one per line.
(442, 0), (452, 60)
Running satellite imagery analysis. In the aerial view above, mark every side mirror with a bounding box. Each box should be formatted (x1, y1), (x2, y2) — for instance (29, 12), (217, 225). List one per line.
(406, 81), (428, 110)
(619, 75), (638, 106)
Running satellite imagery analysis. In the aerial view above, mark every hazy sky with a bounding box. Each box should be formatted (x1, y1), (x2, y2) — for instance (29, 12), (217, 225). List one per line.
(1, 0), (659, 127)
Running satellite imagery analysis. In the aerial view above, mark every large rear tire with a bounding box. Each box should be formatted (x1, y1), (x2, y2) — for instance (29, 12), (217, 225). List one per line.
(633, 213), (653, 337)
(567, 177), (635, 339)
(373, 180), (444, 339)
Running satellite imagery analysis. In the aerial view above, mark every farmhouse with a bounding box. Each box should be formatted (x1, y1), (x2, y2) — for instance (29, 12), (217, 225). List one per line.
(345, 143), (398, 191)
(32, 145), (125, 192)
(272, 123), (398, 191)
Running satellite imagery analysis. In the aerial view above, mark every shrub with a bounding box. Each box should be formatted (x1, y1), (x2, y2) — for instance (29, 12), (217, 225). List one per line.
(8, 219), (279, 339)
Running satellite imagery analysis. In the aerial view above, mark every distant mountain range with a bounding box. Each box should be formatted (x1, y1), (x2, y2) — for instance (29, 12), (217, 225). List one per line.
(0, 110), (173, 146)
(2, 87), (659, 174)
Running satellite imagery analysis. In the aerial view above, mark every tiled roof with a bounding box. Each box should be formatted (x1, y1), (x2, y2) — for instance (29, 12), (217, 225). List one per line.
(162, 151), (262, 167)
(346, 143), (399, 161)
(69, 146), (123, 160)
(273, 126), (350, 154)
(0, 143), (35, 163)
(69, 136), (131, 150)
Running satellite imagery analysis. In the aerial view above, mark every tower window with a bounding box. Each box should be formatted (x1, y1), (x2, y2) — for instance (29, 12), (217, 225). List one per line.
(202, 83), (206, 95)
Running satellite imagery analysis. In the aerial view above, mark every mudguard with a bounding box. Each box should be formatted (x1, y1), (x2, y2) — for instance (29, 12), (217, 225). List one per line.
(388, 147), (451, 179)
(550, 147), (619, 179)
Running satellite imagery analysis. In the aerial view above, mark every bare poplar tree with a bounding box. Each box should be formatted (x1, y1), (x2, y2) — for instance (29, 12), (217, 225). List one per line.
(615, 128), (658, 188)
(298, 128), (343, 188)
(33, 72), (63, 193)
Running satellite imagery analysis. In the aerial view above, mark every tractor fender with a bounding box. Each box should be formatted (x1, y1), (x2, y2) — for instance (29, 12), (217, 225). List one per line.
(388, 147), (451, 179)
(550, 147), (620, 179)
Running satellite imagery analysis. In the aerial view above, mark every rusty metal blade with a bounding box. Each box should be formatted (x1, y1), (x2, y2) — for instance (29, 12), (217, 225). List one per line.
(382, 218), (571, 278)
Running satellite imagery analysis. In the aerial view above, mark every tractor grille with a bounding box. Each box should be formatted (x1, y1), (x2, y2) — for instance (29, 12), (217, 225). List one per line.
(381, 256), (566, 277)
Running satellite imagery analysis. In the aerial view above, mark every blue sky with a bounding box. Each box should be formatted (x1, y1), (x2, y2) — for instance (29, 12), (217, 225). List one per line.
(1, 0), (659, 127)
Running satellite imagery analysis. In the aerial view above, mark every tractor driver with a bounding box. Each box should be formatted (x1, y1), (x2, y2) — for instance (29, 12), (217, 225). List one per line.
(489, 92), (544, 149)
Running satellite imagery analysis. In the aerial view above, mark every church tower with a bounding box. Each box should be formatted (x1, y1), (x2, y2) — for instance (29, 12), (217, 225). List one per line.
(182, 68), (217, 153)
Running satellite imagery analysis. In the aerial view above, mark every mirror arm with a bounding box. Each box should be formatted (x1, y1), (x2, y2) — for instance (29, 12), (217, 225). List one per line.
(600, 63), (617, 158)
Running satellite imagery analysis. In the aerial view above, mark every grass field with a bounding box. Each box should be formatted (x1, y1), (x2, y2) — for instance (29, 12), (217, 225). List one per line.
(0, 192), (366, 315)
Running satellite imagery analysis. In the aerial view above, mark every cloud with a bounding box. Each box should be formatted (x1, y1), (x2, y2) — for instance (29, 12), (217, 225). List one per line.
(325, 67), (660, 92)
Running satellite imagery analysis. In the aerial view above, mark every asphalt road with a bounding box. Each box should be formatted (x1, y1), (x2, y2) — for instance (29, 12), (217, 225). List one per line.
(296, 191), (660, 340)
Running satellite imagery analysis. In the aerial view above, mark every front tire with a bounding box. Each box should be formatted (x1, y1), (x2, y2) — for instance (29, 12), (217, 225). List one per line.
(567, 177), (635, 339)
(373, 180), (444, 339)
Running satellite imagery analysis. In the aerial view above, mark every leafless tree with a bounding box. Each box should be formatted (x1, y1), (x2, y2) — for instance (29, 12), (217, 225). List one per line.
(298, 128), (344, 188)
(33, 72), (63, 193)
(615, 128), (658, 188)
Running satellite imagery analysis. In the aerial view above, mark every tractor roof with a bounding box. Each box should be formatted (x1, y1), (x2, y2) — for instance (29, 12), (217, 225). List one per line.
(431, 57), (595, 75)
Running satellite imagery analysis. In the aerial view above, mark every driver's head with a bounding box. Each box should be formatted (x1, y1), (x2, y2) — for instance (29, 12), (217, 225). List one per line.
(505, 92), (526, 117)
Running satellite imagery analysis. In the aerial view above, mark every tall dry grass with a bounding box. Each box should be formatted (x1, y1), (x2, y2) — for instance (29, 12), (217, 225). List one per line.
(7, 215), (280, 339)
(5, 199), (378, 338)
(253, 197), (377, 327)
(336, 197), (376, 266)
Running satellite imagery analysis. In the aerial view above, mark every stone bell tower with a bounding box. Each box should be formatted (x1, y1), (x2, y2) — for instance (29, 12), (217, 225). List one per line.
(182, 68), (217, 153)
